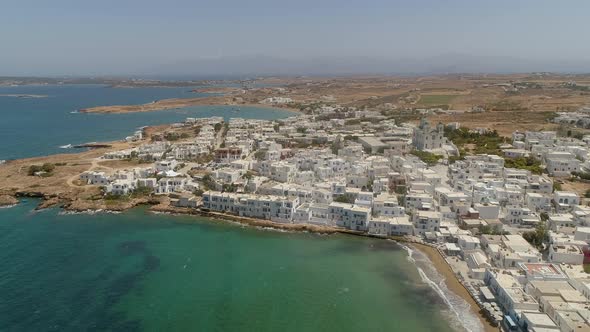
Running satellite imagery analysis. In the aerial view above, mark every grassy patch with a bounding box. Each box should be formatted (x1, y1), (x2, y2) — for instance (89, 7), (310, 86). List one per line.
(485, 100), (527, 112)
(445, 127), (505, 155)
(418, 94), (457, 106)
(104, 193), (131, 202)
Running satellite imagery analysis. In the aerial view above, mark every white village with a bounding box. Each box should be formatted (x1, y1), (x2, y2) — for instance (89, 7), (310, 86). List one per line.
(79, 105), (590, 332)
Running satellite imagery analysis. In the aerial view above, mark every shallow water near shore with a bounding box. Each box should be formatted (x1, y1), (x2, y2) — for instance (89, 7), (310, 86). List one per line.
(0, 84), (295, 160)
(0, 200), (460, 332)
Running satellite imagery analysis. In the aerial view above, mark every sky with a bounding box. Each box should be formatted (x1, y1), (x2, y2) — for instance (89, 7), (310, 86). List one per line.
(1, 0), (590, 76)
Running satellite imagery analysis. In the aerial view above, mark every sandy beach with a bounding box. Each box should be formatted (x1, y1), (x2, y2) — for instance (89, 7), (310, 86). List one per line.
(412, 243), (499, 332)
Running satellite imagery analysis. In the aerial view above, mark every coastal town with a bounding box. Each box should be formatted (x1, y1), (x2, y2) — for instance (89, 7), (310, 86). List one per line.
(5, 1), (590, 331)
(38, 100), (590, 331)
(2, 75), (590, 332)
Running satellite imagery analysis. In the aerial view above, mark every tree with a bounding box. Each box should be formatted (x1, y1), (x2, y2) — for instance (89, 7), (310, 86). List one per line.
(201, 174), (216, 191)
(522, 221), (549, 250)
(28, 163), (55, 176)
(254, 149), (267, 161)
(410, 150), (443, 166)
(41, 163), (55, 173)
(444, 127), (505, 155)
(504, 156), (543, 175)
(394, 186), (407, 195)
(480, 225), (493, 235)
(222, 183), (238, 193)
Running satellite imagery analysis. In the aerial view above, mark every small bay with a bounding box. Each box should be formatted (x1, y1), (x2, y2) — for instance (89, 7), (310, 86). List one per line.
(0, 201), (457, 332)
(0, 84), (294, 160)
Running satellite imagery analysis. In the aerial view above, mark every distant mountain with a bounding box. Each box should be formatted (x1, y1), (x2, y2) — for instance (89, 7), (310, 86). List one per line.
(140, 54), (590, 77)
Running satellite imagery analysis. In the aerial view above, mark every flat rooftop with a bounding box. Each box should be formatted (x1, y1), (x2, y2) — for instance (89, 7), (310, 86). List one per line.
(520, 263), (566, 279)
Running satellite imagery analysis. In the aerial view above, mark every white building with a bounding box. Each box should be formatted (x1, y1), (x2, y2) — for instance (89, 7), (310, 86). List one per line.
(545, 152), (580, 177)
(368, 215), (413, 236)
(155, 159), (178, 173)
(80, 171), (109, 185)
(372, 194), (405, 217)
(413, 210), (441, 235)
(554, 191), (580, 212)
(413, 118), (445, 151)
(202, 191), (299, 223)
(106, 179), (136, 196)
(155, 177), (188, 194)
(328, 202), (371, 231)
(548, 244), (584, 265)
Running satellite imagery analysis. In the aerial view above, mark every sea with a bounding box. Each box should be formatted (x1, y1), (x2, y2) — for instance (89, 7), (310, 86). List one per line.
(0, 84), (481, 331)
(0, 84), (294, 160)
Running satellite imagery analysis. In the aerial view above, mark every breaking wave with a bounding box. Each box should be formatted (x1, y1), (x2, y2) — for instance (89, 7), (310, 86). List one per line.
(401, 245), (483, 332)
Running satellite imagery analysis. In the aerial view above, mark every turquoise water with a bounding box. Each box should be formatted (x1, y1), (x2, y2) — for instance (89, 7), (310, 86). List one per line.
(0, 201), (457, 332)
(0, 85), (469, 331)
(0, 84), (294, 160)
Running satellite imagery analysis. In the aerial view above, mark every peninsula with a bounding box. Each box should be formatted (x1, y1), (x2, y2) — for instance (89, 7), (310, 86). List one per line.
(72, 73), (590, 136)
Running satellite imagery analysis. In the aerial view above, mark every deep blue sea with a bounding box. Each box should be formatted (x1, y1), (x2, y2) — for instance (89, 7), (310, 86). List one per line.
(0, 84), (294, 160)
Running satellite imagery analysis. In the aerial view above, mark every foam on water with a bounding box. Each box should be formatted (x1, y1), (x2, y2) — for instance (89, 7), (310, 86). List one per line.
(58, 209), (121, 215)
(401, 245), (483, 332)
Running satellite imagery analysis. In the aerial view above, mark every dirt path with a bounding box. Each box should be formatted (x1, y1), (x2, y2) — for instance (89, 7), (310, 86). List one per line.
(66, 158), (114, 188)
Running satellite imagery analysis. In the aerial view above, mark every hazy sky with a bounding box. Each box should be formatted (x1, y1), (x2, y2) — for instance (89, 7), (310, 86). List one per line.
(1, 0), (590, 75)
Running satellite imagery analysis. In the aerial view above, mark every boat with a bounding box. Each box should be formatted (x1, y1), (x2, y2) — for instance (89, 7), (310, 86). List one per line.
(59, 144), (73, 149)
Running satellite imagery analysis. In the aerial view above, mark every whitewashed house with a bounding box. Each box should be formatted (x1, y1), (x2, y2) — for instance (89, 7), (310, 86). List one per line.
(545, 152), (580, 176)
(413, 210), (441, 235)
(80, 171), (109, 185)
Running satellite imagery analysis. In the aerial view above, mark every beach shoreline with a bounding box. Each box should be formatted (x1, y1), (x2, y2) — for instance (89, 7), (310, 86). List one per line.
(8, 194), (499, 332)
(411, 243), (499, 332)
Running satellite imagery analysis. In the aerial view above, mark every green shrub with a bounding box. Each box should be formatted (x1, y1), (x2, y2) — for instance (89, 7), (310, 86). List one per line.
(504, 156), (543, 174)
(445, 127), (505, 155)
(333, 195), (355, 204)
(410, 150), (443, 166)
(27, 163), (55, 176)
